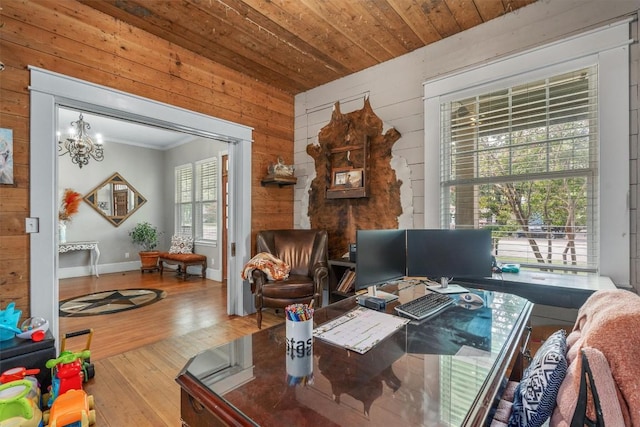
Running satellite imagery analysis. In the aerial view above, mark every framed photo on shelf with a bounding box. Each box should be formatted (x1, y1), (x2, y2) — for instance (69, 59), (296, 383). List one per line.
(331, 167), (364, 190)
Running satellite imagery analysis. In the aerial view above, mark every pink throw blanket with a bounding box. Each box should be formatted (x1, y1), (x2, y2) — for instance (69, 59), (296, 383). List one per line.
(241, 252), (290, 283)
(551, 289), (640, 426)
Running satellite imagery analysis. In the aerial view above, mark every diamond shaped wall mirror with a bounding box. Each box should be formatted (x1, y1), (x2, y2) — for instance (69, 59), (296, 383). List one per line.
(83, 172), (147, 227)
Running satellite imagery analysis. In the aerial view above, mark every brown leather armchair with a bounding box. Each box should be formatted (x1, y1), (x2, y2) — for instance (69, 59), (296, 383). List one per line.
(251, 229), (328, 328)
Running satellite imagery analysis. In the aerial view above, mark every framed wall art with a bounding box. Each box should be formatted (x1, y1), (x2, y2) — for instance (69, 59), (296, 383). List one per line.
(331, 167), (364, 190)
(0, 128), (14, 185)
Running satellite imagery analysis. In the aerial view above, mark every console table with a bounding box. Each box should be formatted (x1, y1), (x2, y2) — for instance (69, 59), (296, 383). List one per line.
(177, 282), (532, 426)
(58, 241), (100, 277)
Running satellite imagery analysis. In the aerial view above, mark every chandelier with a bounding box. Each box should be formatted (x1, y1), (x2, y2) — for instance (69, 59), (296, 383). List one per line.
(58, 113), (104, 168)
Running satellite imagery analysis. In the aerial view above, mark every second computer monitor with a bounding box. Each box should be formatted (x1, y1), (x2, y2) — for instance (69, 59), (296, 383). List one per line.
(406, 229), (492, 280)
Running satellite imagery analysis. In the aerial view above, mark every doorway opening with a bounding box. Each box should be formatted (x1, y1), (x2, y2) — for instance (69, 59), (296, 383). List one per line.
(29, 67), (254, 345)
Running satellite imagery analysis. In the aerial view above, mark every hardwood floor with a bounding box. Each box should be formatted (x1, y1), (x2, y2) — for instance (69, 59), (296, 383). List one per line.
(58, 270), (282, 426)
(59, 270), (234, 361)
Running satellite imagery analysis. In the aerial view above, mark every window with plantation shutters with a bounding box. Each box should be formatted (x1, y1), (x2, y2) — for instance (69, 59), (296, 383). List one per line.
(174, 157), (218, 243)
(175, 164), (193, 237)
(195, 158), (217, 241)
(440, 67), (598, 273)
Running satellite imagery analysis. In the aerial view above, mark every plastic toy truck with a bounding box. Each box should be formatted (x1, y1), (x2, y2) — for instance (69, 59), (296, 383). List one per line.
(43, 389), (95, 427)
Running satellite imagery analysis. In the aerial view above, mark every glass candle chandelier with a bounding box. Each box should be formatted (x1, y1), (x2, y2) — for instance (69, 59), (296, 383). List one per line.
(58, 113), (104, 168)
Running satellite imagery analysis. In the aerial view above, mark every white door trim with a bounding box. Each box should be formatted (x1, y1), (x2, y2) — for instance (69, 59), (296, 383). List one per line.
(29, 67), (254, 344)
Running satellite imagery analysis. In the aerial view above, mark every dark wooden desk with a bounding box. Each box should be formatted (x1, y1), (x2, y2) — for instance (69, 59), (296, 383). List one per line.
(176, 282), (532, 427)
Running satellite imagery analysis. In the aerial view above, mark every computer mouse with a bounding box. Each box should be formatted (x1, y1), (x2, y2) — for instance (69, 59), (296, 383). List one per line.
(461, 293), (484, 305)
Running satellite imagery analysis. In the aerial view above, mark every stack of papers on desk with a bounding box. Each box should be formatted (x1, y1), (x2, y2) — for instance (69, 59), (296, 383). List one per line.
(313, 307), (409, 354)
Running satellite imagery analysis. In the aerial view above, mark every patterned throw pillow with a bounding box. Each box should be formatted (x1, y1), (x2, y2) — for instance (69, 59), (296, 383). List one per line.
(509, 329), (568, 427)
(169, 235), (193, 254)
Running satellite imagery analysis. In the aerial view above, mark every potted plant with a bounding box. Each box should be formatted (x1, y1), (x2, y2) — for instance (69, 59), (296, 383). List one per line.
(129, 222), (161, 272)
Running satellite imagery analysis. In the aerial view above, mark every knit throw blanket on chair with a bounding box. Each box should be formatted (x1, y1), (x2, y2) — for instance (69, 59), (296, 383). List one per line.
(241, 252), (290, 283)
(551, 289), (640, 427)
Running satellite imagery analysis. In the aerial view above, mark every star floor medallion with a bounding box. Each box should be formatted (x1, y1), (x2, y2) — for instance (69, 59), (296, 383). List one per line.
(59, 288), (166, 317)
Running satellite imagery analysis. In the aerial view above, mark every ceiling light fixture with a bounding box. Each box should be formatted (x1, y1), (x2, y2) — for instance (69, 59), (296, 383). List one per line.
(58, 113), (104, 168)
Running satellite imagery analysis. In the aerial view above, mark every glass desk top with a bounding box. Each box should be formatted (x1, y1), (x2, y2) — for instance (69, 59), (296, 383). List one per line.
(177, 282), (532, 427)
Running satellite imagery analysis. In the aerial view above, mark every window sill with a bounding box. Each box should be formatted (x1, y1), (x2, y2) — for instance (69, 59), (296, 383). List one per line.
(455, 271), (616, 309)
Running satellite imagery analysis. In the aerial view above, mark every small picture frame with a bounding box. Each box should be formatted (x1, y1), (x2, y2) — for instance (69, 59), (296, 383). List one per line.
(331, 167), (364, 189)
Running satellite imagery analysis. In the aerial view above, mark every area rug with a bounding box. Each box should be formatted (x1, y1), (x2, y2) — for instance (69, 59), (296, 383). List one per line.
(59, 288), (166, 317)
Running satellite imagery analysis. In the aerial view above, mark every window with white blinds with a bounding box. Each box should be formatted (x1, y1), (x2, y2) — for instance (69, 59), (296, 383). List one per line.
(441, 67), (598, 273)
(174, 157), (218, 243)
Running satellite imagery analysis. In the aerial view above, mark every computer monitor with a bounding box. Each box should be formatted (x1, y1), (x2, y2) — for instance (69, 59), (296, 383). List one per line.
(355, 229), (406, 299)
(406, 229), (492, 289)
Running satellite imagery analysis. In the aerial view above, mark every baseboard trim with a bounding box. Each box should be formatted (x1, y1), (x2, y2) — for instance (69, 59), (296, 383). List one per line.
(58, 262), (223, 281)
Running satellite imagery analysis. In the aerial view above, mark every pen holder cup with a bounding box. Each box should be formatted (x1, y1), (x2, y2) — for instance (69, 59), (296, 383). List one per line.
(286, 318), (313, 380)
(286, 318), (313, 352)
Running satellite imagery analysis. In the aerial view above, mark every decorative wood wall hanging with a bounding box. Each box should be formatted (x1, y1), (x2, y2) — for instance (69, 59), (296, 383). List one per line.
(306, 98), (402, 259)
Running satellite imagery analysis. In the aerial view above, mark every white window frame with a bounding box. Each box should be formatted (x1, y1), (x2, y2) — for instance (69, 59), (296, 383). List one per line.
(195, 157), (218, 244)
(423, 21), (630, 285)
(174, 157), (218, 246)
(175, 163), (193, 237)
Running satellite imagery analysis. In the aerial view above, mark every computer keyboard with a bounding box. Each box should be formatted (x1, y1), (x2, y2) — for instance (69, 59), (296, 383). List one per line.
(394, 292), (455, 321)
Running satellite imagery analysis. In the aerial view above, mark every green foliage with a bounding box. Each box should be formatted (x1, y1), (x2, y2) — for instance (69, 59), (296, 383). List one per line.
(129, 222), (160, 251)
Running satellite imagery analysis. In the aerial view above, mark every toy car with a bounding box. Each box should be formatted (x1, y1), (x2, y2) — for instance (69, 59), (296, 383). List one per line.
(43, 389), (95, 427)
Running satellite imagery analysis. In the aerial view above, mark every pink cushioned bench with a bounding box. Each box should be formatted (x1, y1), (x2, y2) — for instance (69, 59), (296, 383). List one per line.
(158, 252), (206, 280)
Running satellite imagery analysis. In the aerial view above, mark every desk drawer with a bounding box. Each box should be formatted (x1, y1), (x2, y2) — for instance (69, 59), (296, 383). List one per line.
(181, 389), (226, 427)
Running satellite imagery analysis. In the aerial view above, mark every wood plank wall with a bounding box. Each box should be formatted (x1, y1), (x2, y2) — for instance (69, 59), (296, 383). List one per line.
(0, 0), (295, 317)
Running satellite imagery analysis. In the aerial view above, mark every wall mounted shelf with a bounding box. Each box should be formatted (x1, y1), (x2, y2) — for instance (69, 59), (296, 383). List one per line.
(261, 175), (297, 187)
(326, 136), (370, 199)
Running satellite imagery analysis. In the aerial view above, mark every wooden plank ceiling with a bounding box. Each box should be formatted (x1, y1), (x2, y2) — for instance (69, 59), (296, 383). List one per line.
(80, 0), (538, 95)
